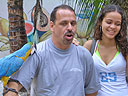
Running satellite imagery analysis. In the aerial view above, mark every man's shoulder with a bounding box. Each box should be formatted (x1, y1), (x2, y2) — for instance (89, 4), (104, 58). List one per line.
(76, 45), (91, 55)
(36, 39), (49, 51)
(74, 45), (94, 68)
(74, 45), (93, 61)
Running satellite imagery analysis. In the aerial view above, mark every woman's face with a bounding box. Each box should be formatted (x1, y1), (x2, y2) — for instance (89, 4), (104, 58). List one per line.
(101, 11), (121, 40)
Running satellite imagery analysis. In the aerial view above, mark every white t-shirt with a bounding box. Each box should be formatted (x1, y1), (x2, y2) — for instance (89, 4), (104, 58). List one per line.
(93, 40), (128, 96)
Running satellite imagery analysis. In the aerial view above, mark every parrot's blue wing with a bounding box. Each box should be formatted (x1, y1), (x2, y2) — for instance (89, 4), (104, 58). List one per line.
(0, 56), (10, 78)
(5, 56), (23, 77)
(0, 42), (32, 79)
(13, 42), (32, 57)
(0, 56), (23, 79)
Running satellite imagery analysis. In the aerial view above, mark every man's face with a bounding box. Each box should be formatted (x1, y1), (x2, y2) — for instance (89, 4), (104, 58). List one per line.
(50, 9), (77, 49)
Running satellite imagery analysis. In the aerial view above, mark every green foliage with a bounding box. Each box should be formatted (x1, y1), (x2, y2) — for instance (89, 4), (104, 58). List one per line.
(86, 0), (109, 39)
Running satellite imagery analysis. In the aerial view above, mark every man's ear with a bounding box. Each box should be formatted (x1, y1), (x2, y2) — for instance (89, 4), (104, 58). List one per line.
(50, 21), (54, 32)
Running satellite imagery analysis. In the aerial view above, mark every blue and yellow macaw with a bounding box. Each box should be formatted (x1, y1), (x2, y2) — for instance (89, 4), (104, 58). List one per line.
(0, 42), (34, 86)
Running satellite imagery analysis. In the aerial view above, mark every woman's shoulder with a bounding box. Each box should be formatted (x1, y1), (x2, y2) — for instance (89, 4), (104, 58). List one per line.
(83, 40), (93, 51)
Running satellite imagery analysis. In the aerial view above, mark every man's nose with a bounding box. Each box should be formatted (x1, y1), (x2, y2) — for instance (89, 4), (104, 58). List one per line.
(67, 23), (73, 31)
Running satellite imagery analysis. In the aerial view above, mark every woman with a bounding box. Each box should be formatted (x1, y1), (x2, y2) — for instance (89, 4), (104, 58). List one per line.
(84, 4), (128, 96)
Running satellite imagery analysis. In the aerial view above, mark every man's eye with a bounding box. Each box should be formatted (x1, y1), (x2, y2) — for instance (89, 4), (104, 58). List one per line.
(71, 22), (76, 26)
(61, 22), (67, 26)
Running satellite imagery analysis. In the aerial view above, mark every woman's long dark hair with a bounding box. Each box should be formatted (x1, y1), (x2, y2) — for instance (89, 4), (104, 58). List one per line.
(94, 4), (128, 59)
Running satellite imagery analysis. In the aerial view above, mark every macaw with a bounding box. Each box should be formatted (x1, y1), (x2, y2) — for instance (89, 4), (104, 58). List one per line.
(0, 42), (35, 86)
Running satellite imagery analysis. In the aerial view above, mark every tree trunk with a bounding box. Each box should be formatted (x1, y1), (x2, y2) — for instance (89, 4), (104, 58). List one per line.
(8, 0), (27, 53)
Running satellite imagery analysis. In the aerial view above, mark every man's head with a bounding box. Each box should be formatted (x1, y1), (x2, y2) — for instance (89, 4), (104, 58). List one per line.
(50, 5), (75, 24)
(50, 5), (77, 50)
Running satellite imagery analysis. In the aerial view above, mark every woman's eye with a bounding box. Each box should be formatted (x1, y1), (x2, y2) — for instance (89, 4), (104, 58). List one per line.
(116, 23), (121, 26)
(106, 21), (111, 24)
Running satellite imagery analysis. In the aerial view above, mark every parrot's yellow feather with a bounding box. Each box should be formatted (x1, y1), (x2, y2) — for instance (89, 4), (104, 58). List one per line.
(1, 76), (9, 86)
(18, 49), (31, 62)
(1, 49), (31, 86)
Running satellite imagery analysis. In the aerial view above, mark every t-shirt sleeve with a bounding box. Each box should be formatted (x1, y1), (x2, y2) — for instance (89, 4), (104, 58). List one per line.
(81, 47), (100, 94)
(10, 51), (43, 91)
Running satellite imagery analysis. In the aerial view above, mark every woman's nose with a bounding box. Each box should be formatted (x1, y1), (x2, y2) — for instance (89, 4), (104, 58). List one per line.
(110, 24), (116, 29)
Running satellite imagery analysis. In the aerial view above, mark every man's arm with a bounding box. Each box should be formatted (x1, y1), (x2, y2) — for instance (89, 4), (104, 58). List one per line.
(3, 81), (23, 96)
(86, 92), (98, 96)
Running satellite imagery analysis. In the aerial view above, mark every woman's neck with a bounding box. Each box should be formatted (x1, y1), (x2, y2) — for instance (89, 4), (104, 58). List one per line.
(100, 37), (116, 47)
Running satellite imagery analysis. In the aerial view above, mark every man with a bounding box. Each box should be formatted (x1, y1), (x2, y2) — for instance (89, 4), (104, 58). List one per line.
(4, 5), (100, 96)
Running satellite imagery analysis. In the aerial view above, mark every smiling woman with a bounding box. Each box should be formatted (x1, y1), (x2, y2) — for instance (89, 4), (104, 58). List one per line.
(83, 4), (128, 96)
(101, 11), (121, 40)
